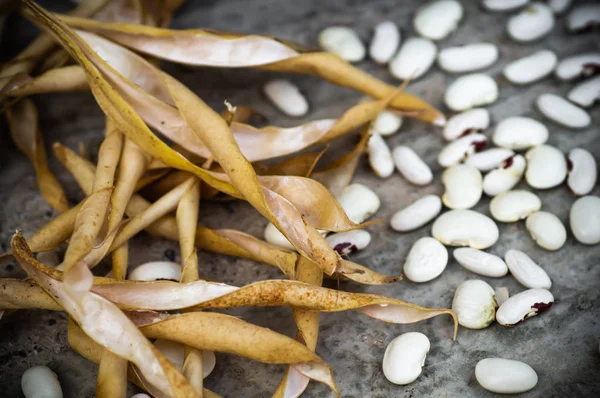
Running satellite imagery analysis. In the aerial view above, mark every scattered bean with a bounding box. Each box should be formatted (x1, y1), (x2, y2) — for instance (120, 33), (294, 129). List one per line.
(489, 190), (541, 222)
(413, 0), (464, 40)
(383, 332), (430, 385)
(437, 132), (487, 167)
(555, 52), (600, 80)
(537, 93), (591, 128)
(318, 26), (365, 62)
(505, 249), (552, 289)
(507, 3), (555, 42)
(496, 288), (554, 326)
(452, 279), (497, 329)
(526, 211), (567, 251)
(326, 230), (371, 255)
(389, 37), (437, 80)
(465, 148), (515, 172)
(403, 237), (448, 283)
(336, 183), (381, 224)
(493, 117), (548, 150)
(475, 358), (538, 393)
(567, 148), (597, 196)
(263, 79), (308, 117)
(21, 365), (63, 398)
(453, 248), (508, 277)
(432, 210), (499, 249)
(392, 146), (433, 186)
(566, 4), (600, 32)
(570, 196), (600, 245)
(438, 43), (499, 73)
(442, 164), (483, 210)
(483, 154), (526, 196)
(525, 145), (567, 189)
(368, 133), (394, 178)
(567, 76), (600, 108)
(390, 195), (442, 232)
(443, 108), (490, 141)
(503, 50), (557, 85)
(444, 73), (498, 111)
(369, 21), (400, 64)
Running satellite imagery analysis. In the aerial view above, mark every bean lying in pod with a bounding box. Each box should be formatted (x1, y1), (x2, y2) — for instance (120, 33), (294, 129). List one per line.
(432, 210), (499, 249)
(154, 339), (216, 378)
(390, 195), (442, 232)
(496, 288), (554, 326)
(359, 96), (403, 136)
(128, 261), (182, 281)
(326, 230), (371, 255)
(36, 250), (61, 268)
(413, 0), (464, 40)
(336, 183), (381, 224)
(318, 26), (365, 62)
(504, 249), (552, 289)
(570, 196), (600, 245)
(453, 248), (508, 277)
(507, 3), (555, 42)
(503, 50), (558, 85)
(483, 155), (526, 196)
(443, 108), (490, 141)
(383, 332), (430, 385)
(264, 222), (295, 250)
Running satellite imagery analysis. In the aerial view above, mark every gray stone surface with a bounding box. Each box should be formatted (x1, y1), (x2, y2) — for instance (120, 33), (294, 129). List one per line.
(1, 0), (599, 397)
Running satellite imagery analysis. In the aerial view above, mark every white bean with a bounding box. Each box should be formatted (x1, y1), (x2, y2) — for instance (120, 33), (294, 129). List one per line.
(390, 195), (442, 232)
(438, 43), (499, 73)
(264, 222), (295, 250)
(452, 279), (497, 329)
(483, 155), (526, 196)
(128, 261), (182, 281)
(389, 37), (437, 80)
(476, 358), (538, 394)
(496, 288), (554, 326)
(547, 0), (571, 14)
(369, 21), (400, 64)
(154, 339), (184, 371)
(566, 4), (600, 32)
(555, 52), (600, 80)
(489, 190), (541, 222)
(507, 3), (555, 42)
(368, 134), (394, 178)
(537, 93), (591, 129)
(570, 196), (600, 245)
(465, 148), (515, 172)
(526, 211), (567, 251)
(495, 286), (510, 306)
(503, 50), (557, 85)
(432, 210), (499, 249)
(525, 145), (567, 190)
(318, 26), (365, 62)
(413, 0), (463, 40)
(493, 117), (548, 150)
(21, 366), (63, 398)
(444, 73), (498, 111)
(263, 80), (308, 117)
(437, 133), (487, 167)
(336, 183), (381, 224)
(443, 108), (490, 141)
(372, 110), (403, 136)
(383, 332), (430, 385)
(482, 0), (529, 12)
(392, 146), (433, 186)
(568, 76), (600, 108)
(130, 394), (152, 398)
(326, 230), (371, 255)
(454, 248), (508, 277)
(403, 237), (448, 283)
(567, 148), (597, 196)
(442, 164), (483, 210)
(505, 249), (552, 289)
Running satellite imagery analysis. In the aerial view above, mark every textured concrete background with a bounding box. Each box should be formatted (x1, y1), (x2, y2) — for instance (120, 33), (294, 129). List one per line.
(1, 0), (599, 397)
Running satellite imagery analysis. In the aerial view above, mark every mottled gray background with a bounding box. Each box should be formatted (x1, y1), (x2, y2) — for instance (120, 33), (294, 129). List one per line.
(1, 0), (599, 397)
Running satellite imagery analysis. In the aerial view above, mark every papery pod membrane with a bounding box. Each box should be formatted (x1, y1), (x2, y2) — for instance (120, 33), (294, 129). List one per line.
(67, 318), (223, 398)
(22, 3), (365, 276)
(9, 231), (198, 397)
(5, 98), (69, 213)
(56, 15), (444, 125)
